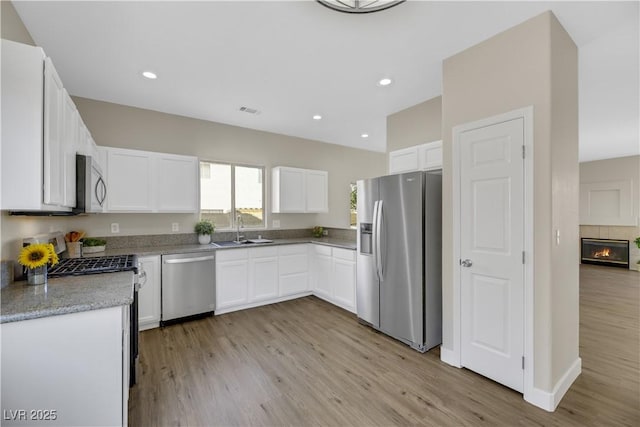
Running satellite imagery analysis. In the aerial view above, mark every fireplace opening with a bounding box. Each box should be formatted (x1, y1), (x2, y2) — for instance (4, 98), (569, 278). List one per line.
(581, 238), (629, 269)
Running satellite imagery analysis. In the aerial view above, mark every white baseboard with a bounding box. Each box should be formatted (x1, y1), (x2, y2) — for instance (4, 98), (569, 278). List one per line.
(440, 347), (461, 368)
(525, 357), (582, 412)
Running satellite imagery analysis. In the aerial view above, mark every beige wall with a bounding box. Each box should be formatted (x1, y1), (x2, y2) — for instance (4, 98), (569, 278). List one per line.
(442, 11), (579, 393)
(1, 0), (34, 46)
(386, 96), (442, 152)
(1, 97), (386, 260)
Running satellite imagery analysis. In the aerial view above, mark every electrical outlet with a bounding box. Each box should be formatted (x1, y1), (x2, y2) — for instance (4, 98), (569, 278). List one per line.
(111, 223), (120, 233)
(272, 220), (281, 228)
(172, 223), (179, 232)
(322, 229), (328, 236)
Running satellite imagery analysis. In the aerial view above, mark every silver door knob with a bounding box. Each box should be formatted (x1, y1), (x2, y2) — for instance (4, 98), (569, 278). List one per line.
(461, 259), (473, 267)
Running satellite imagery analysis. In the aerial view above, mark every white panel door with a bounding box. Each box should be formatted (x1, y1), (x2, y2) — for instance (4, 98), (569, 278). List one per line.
(388, 146), (418, 174)
(138, 255), (161, 330)
(106, 148), (153, 211)
(249, 256), (279, 302)
(460, 118), (524, 392)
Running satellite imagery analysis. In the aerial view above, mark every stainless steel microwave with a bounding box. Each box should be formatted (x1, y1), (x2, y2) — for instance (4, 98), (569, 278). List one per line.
(74, 154), (106, 214)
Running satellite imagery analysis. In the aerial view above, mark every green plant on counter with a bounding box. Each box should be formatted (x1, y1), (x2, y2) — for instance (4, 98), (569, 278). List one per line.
(635, 237), (640, 248)
(312, 226), (324, 238)
(80, 237), (107, 247)
(195, 220), (215, 235)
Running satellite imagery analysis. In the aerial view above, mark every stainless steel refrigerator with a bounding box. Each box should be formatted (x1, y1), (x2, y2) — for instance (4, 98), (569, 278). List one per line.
(356, 171), (442, 352)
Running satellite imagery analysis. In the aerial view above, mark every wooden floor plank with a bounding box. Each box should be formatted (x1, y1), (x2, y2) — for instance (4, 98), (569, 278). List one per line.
(129, 265), (639, 426)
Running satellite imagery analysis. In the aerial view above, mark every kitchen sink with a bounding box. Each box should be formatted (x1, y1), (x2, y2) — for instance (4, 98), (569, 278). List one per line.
(211, 240), (248, 247)
(211, 238), (274, 248)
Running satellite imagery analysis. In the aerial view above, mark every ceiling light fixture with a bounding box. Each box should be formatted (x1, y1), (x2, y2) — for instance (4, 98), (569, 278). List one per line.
(142, 71), (157, 79)
(313, 115), (323, 120)
(361, 133), (369, 138)
(378, 78), (393, 86)
(317, 0), (405, 14)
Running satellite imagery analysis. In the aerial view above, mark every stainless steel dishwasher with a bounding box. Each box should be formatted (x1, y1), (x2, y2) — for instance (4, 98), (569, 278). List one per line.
(161, 252), (216, 324)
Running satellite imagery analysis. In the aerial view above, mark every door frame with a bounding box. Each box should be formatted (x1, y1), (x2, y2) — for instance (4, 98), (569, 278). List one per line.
(449, 106), (535, 403)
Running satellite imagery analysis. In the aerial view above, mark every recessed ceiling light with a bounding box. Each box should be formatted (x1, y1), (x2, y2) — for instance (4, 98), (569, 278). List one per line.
(142, 71), (157, 79)
(361, 133), (369, 138)
(313, 115), (322, 120)
(378, 77), (393, 86)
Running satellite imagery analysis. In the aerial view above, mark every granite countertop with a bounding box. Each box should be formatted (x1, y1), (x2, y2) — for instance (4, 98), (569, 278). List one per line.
(0, 271), (134, 324)
(97, 237), (356, 257)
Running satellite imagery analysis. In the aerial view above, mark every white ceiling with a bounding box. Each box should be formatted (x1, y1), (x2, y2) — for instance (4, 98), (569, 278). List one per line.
(12, 0), (639, 161)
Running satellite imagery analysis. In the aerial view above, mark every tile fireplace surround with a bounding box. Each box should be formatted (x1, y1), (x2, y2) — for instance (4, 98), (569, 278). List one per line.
(580, 225), (640, 270)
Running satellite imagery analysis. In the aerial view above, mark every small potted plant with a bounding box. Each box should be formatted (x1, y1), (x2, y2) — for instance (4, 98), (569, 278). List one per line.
(635, 237), (640, 265)
(195, 220), (215, 244)
(81, 237), (107, 254)
(18, 243), (59, 285)
(312, 226), (324, 238)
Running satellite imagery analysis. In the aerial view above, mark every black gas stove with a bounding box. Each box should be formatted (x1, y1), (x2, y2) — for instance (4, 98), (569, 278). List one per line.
(48, 255), (138, 277)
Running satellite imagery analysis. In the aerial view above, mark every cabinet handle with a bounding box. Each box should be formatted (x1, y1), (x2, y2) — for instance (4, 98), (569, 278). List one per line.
(164, 255), (215, 264)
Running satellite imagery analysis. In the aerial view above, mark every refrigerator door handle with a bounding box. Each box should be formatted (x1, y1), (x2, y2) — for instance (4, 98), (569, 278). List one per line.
(372, 200), (380, 281)
(377, 200), (384, 280)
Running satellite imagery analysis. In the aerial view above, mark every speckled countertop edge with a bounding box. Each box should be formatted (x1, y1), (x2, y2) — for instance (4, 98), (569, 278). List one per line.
(96, 237), (356, 257)
(1, 271), (134, 324)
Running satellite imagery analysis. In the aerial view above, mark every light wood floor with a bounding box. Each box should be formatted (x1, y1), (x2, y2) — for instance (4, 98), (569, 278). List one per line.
(129, 265), (639, 426)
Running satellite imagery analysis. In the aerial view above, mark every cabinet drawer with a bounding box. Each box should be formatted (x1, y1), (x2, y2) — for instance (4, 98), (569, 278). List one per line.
(278, 244), (308, 256)
(333, 247), (355, 262)
(216, 248), (248, 262)
(250, 246), (278, 258)
(313, 244), (332, 257)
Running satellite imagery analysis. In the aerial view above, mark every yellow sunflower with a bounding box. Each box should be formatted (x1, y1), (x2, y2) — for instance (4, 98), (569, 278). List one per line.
(18, 243), (59, 269)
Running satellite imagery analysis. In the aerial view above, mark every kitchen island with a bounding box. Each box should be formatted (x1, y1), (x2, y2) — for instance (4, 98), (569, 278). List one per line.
(1, 272), (134, 427)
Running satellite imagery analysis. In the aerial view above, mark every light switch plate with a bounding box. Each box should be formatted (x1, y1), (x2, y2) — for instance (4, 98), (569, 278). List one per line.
(272, 220), (281, 228)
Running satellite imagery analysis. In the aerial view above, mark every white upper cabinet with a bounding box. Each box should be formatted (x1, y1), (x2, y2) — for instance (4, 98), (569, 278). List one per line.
(155, 153), (199, 213)
(43, 57), (65, 207)
(272, 166), (328, 213)
(1, 40), (98, 212)
(388, 146), (419, 174)
(305, 170), (329, 213)
(105, 148), (154, 212)
(418, 140), (443, 171)
(103, 147), (198, 213)
(389, 140), (443, 174)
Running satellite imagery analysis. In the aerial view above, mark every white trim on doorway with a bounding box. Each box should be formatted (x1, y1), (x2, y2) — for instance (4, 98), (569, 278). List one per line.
(447, 106), (538, 408)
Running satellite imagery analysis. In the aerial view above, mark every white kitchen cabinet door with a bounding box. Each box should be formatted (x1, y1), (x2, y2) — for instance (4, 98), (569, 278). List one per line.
(278, 244), (309, 296)
(249, 248), (279, 302)
(105, 148), (154, 212)
(388, 146), (419, 174)
(332, 248), (356, 313)
(61, 90), (78, 208)
(272, 167), (306, 213)
(43, 57), (65, 207)
(418, 140), (443, 171)
(310, 245), (332, 299)
(306, 170), (329, 212)
(138, 255), (161, 330)
(216, 250), (250, 310)
(155, 153), (198, 213)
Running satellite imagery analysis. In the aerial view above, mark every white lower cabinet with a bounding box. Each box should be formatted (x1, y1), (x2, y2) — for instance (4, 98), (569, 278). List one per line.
(249, 247), (279, 302)
(310, 245), (357, 313)
(138, 255), (161, 331)
(1, 306), (129, 427)
(213, 243), (355, 315)
(278, 244), (309, 296)
(216, 249), (250, 311)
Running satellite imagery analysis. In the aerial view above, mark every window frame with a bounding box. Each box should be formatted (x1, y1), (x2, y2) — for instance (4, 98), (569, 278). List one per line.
(199, 160), (266, 231)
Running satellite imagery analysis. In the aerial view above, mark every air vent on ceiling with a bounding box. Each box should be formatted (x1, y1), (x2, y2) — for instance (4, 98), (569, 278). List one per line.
(239, 106), (260, 115)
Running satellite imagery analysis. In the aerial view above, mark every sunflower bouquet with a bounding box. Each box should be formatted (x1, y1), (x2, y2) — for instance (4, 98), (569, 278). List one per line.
(18, 243), (59, 285)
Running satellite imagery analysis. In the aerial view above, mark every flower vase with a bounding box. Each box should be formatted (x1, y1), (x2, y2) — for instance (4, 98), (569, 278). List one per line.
(27, 265), (47, 286)
(198, 234), (211, 245)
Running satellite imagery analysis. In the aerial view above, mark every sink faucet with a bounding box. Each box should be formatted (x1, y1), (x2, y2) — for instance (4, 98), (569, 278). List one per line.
(235, 213), (244, 243)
